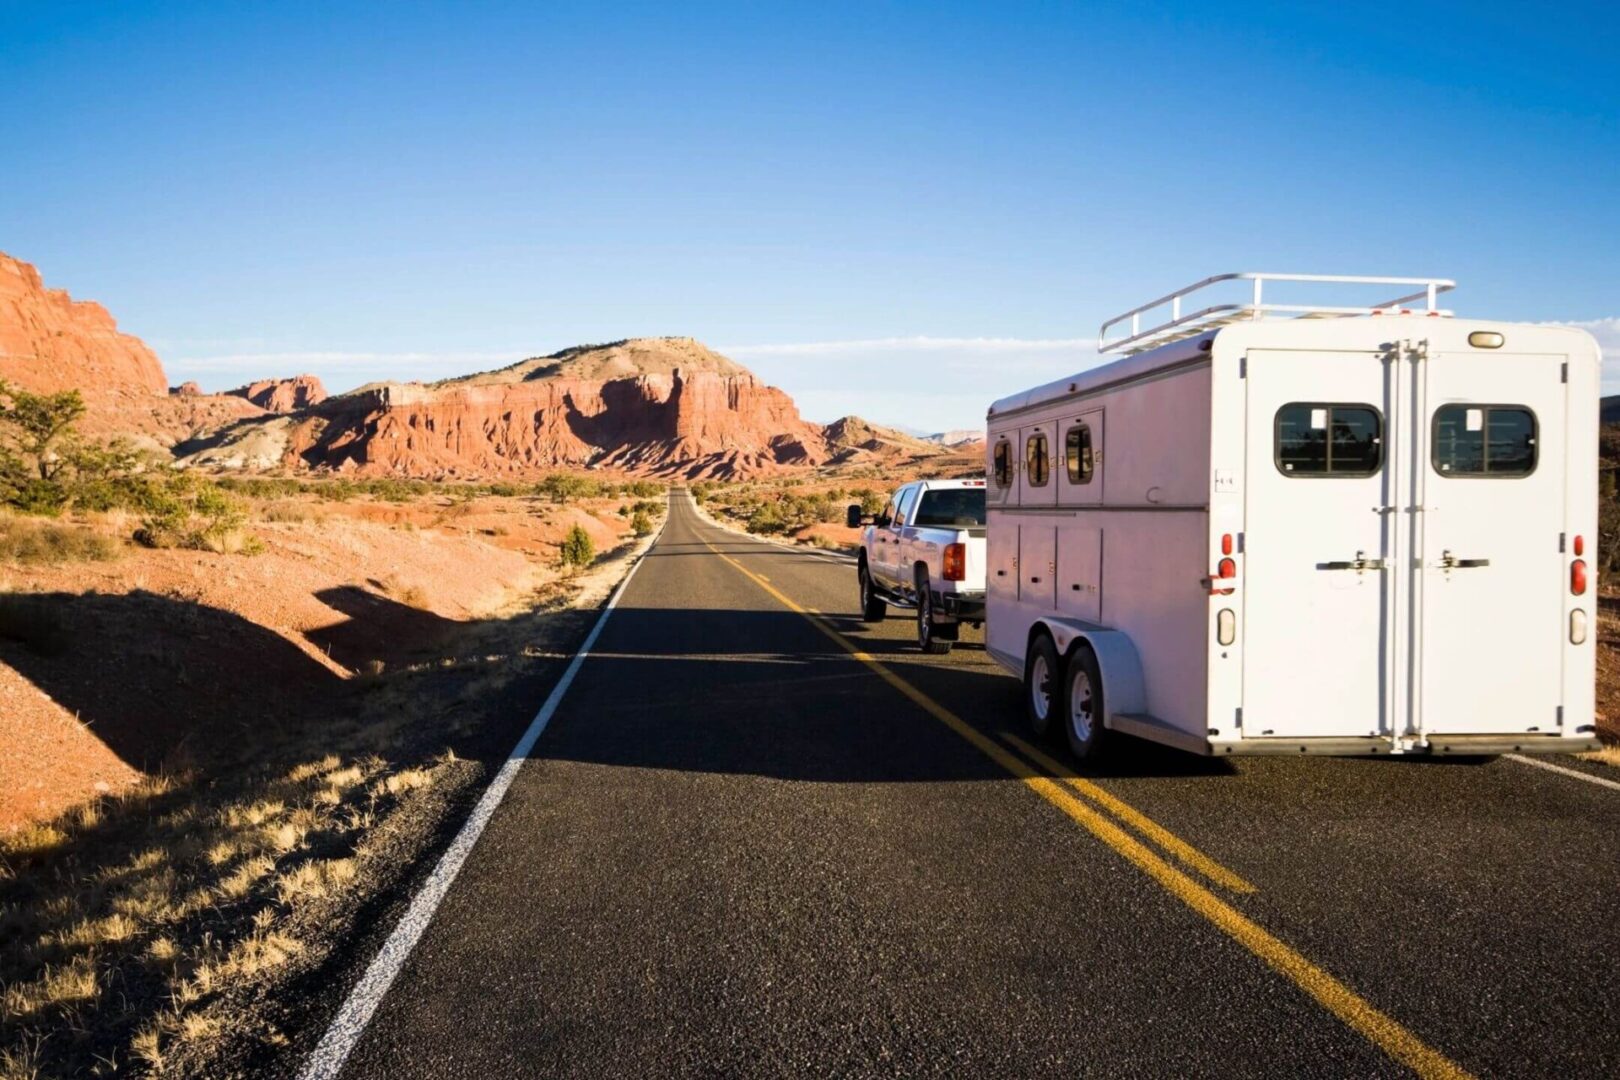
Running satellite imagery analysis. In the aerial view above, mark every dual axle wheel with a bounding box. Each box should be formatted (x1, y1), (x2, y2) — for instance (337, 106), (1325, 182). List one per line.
(1025, 635), (1107, 761)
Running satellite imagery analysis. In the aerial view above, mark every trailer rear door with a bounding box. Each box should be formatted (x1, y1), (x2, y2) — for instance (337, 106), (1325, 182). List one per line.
(1417, 351), (1566, 735)
(1241, 350), (1392, 739)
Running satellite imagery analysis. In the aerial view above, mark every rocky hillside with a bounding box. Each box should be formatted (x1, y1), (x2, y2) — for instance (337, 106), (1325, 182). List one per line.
(0, 252), (973, 479)
(0, 253), (167, 398)
(267, 338), (828, 479)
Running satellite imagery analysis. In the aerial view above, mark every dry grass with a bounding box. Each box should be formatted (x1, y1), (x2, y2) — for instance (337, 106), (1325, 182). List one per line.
(1580, 743), (1620, 769)
(0, 517), (120, 565)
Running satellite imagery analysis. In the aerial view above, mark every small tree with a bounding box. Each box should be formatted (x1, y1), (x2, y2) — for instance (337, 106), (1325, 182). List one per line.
(0, 381), (87, 480)
(631, 508), (653, 536)
(559, 523), (595, 568)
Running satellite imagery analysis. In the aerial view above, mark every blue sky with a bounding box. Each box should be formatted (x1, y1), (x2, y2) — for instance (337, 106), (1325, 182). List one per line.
(3, 1), (1617, 430)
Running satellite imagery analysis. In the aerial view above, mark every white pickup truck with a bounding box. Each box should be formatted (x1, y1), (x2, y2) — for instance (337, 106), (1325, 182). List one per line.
(847, 478), (988, 653)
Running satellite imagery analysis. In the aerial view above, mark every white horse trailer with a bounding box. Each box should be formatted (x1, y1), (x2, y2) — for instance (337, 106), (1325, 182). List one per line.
(986, 272), (1603, 760)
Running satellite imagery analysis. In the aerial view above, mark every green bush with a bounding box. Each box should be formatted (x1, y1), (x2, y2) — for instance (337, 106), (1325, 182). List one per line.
(559, 524), (595, 567)
(631, 509), (653, 536)
(539, 473), (602, 504)
(134, 474), (256, 553)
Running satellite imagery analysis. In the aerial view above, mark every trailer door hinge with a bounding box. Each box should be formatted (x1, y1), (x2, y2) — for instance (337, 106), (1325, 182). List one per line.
(1561, 361), (1569, 383)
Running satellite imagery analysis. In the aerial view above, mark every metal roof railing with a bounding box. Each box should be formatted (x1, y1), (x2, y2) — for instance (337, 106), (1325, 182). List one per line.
(1098, 272), (1457, 355)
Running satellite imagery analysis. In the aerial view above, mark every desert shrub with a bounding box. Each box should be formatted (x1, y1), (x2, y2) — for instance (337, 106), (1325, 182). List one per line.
(857, 489), (886, 515)
(559, 524), (595, 567)
(624, 480), (663, 498)
(746, 502), (789, 534)
(0, 518), (120, 564)
(483, 481), (523, 498)
(538, 473), (602, 504)
(134, 475), (257, 553)
(631, 509), (653, 536)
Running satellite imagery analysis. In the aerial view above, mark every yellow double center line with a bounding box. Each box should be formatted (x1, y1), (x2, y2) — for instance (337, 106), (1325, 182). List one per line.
(703, 535), (1471, 1080)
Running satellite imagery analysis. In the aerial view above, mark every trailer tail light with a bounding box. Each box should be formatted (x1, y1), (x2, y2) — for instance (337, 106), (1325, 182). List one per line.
(943, 543), (967, 582)
(1217, 608), (1236, 646)
(1571, 559), (1588, 596)
(1218, 557), (1236, 579)
(1220, 533), (1233, 556)
(1573, 534), (1585, 556)
(1571, 609), (1589, 645)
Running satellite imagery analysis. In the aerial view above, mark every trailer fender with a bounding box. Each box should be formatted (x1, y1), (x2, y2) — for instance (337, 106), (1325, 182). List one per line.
(1031, 618), (1147, 727)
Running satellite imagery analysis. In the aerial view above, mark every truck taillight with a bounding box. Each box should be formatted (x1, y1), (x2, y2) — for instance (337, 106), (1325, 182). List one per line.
(1571, 559), (1588, 596)
(943, 543), (966, 581)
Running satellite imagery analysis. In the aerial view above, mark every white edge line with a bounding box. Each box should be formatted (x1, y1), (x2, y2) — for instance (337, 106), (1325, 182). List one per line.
(297, 516), (667, 1080)
(1506, 752), (1620, 792)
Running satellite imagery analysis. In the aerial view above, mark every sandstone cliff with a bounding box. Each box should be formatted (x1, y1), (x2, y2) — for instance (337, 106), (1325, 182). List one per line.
(228, 374), (328, 413)
(289, 339), (829, 479)
(0, 253), (167, 398)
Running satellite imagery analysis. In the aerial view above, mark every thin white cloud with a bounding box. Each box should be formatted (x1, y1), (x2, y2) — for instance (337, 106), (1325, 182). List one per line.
(721, 335), (1097, 358)
(166, 350), (528, 373)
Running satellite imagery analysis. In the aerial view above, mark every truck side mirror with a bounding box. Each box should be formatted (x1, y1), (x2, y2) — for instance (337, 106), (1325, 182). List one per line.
(846, 504), (866, 529)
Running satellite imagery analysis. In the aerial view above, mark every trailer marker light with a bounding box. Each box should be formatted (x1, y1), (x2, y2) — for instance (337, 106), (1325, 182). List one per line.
(1573, 534), (1585, 556)
(943, 543), (967, 582)
(1220, 533), (1233, 556)
(1571, 609), (1588, 645)
(1217, 609), (1235, 646)
(1218, 557), (1235, 579)
(1468, 330), (1505, 349)
(1571, 559), (1588, 596)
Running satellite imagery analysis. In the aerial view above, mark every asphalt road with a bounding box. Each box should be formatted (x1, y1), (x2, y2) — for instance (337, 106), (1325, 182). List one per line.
(326, 490), (1620, 1078)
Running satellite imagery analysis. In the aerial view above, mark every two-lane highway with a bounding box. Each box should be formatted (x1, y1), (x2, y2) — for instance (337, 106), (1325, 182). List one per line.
(314, 491), (1620, 1078)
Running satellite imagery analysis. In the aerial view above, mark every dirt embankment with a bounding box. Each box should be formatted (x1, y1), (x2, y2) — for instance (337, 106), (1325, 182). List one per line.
(0, 485), (659, 1077)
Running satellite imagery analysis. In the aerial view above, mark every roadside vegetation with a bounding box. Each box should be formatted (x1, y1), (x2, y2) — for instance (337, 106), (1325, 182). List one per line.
(693, 479), (881, 544)
(0, 383), (670, 1076)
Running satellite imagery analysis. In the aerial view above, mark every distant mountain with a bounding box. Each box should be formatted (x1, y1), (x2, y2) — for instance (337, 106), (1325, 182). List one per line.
(922, 428), (983, 448)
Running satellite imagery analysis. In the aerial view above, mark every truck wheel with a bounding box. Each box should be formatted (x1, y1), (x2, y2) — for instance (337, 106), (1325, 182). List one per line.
(1064, 645), (1108, 761)
(1024, 633), (1061, 740)
(915, 568), (953, 654)
(858, 559), (886, 622)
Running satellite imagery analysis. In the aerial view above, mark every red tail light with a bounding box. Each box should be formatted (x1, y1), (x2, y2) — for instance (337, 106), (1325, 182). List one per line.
(943, 543), (966, 582)
(1572, 559), (1588, 596)
(1220, 533), (1233, 556)
(1218, 558), (1236, 579)
(1573, 535), (1585, 557)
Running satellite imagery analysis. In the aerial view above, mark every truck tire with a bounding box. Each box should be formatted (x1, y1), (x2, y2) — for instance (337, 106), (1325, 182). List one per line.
(1064, 645), (1108, 761)
(858, 558), (886, 622)
(1024, 633), (1061, 740)
(914, 567), (953, 654)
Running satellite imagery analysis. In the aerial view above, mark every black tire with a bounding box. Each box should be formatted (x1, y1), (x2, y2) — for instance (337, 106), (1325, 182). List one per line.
(1024, 633), (1061, 740)
(858, 559), (887, 622)
(915, 567), (953, 654)
(1063, 645), (1108, 761)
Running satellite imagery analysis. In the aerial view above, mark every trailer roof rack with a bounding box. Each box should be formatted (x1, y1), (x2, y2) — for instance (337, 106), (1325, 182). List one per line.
(1098, 272), (1456, 355)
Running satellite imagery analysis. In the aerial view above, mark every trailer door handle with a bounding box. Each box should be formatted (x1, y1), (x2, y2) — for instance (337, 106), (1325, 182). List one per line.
(1317, 551), (1386, 572)
(1438, 551), (1490, 569)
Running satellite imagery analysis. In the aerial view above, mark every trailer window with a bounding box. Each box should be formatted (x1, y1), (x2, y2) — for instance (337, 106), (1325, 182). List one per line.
(1025, 432), (1049, 487)
(1065, 424), (1094, 485)
(1432, 405), (1537, 477)
(993, 439), (1012, 488)
(1275, 404), (1382, 477)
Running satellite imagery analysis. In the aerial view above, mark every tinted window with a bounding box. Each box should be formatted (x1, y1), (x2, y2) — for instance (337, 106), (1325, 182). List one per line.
(1065, 424), (1093, 484)
(1276, 404), (1382, 477)
(914, 489), (987, 527)
(1432, 405), (1537, 477)
(894, 487), (917, 526)
(1026, 432), (1050, 487)
(993, 440), (1012, 488)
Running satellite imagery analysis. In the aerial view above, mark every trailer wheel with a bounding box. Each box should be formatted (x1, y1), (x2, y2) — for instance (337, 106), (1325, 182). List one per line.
(1024, 633), (1061, 740)
(858, 558), (886, 622)
(915, 568), (953, 654)
(1064, 645), (1108, 761)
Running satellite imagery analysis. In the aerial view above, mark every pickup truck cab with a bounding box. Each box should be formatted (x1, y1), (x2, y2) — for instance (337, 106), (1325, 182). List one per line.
(848, 478), (988, 653)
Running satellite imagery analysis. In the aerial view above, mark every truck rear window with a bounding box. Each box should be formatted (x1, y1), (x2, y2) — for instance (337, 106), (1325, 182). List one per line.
(914, 489), (987, 527)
